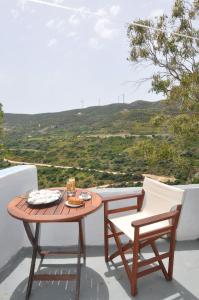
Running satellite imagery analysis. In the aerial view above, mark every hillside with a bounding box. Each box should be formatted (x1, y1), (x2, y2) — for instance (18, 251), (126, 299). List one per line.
(4, 100), (167, 136)
(3, 99), (198, 188)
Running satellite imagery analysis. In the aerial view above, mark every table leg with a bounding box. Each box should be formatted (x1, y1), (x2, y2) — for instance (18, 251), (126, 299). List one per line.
(23, 222), (42, 257)
(23, 222), (40, 300)
(75, 224), (81, 300)
(23, 220), (85, 300)
(79, 219), (86, 263)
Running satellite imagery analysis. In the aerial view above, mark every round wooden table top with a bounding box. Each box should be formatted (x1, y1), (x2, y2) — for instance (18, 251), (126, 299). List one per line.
(7, 188), (102, 223)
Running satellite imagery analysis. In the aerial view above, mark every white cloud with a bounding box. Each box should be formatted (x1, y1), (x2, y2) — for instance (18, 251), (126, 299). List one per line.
(89, 38), (101, 50)
(67, 31), (78, 38)
(96, 8), (107, 18)
(11, 9), (19, 19)
(78, 6), (91, 18)
(17, 0), (35, 13)
(110, 5), (120, 17)
(45, 18), (66, 33)
(56, 19), (66, 32)
(149, 9), (164, 18)
(94, 18), (115, 39)
(17, 0), (28, 11)
(52, 0), (64, 3)
(45, 19), (55, 28)
(68, 14), (80, 25)
(47, 38), (57, 47)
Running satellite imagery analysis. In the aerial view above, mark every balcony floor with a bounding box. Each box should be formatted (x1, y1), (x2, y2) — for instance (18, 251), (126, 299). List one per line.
(0, 240), (199, 300)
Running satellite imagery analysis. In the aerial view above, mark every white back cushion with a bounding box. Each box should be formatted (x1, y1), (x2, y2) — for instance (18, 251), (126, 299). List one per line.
(143, 177), (185, 214)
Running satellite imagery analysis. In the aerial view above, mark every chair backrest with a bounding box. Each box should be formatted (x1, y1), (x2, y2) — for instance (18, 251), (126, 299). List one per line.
(142, 177), (185, 214)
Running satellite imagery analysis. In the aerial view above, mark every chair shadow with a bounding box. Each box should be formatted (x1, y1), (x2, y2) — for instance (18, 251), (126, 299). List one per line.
(104, 239), (199, 300)
(10, 265), (109, 300)
(105, 260), (199, 300)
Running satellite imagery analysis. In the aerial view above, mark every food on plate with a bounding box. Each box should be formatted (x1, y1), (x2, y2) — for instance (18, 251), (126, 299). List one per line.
(68, 197), (83, 206)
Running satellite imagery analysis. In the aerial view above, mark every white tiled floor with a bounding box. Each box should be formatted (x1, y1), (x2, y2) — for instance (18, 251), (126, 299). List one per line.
(0, 241), (199, 300)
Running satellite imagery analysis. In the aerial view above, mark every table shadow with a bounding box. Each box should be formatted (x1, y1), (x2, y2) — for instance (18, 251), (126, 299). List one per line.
(10, 265), (109, 300)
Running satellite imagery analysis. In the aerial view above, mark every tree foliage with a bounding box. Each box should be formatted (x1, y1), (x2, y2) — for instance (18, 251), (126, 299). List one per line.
(128, 0), (199, 105)
(128, 0), (199, 182)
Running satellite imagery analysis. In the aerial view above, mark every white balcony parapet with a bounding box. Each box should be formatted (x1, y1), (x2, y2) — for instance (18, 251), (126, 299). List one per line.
(173, 183), (199, 240)
(0, 165), (199, 271)
(0, 165), (38, 270)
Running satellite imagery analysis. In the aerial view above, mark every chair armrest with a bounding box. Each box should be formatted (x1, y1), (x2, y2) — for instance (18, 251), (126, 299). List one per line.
(103, 190), (145, 215)
(102, 191), (144, 203)
(131, 208), (181, 228)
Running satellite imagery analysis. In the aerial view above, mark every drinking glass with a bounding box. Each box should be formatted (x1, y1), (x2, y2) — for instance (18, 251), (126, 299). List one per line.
(66, 178), (76, 196)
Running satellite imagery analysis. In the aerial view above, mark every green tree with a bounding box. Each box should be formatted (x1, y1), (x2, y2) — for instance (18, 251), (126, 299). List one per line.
(127, 0), (199, 182)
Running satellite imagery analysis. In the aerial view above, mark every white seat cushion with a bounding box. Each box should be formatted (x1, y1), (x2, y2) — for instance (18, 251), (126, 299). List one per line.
(110, 211), (169, 241)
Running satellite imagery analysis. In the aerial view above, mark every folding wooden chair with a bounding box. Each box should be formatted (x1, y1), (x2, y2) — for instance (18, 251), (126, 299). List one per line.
(103, 177), (184, 296)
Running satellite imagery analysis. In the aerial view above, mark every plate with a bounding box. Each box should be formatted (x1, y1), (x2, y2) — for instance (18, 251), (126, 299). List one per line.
(79, 193), (92, 201)
(65, 200), (84, 208)
(27, 189), (62, 205)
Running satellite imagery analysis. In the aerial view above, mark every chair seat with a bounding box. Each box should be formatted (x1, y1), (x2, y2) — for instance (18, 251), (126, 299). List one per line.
(110, 211), (169, 241)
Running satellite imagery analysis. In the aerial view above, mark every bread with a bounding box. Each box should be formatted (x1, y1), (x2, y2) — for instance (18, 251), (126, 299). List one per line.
(68, 197), (83, 206)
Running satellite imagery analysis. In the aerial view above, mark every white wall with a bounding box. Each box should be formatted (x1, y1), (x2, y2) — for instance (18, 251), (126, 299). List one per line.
(0, 165), (38, 269)
(175, 184), (199, 241)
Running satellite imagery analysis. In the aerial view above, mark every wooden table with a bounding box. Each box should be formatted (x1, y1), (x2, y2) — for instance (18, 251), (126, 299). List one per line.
(7, 188), (102, 300)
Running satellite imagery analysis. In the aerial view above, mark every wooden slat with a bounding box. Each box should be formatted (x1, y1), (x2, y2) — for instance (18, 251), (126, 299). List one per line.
(33, 274), (77, 281)
(108, 205), (138, 214)
(107, 231), (124, 238)
(61, 205), (70, 216)
(24, 206), (33, 215)
(109, 242), (132, 260)
(138, 252), (170, 267)
(40, 250), (79, 256)
(137, 265), (162, 278)
(53, 200), (67, 215)
(29, 207), (40, 215)
(102, 192), (143, 203)
(16, 198), (26, 208)
(20, 201), (29, 212)
(36, 206), (49, 215)
(74, 205), (95, 216)
(45, 204), (61, 216)
(67, 207), (78, 218)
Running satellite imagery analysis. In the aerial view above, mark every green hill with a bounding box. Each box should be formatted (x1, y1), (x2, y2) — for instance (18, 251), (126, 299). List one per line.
(4, 100), (167, 136)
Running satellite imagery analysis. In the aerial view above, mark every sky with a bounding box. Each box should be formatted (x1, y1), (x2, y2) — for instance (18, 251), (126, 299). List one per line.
(0, 0), (174, 114)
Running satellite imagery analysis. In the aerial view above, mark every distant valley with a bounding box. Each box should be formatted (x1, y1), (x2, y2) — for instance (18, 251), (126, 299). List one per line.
(3, 100), (185, 189)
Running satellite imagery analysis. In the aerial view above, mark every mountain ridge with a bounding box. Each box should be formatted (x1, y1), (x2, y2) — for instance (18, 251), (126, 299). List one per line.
(4, 100), (166, 135)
